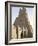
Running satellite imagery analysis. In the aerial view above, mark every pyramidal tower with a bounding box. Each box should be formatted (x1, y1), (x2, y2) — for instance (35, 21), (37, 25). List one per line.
(13, 7), (33, 38)
(14, 7), (28, 27)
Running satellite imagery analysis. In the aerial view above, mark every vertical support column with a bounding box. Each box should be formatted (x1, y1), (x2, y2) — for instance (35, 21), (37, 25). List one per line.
(23, 27), (24, 38)
(18, 26), (22, 39)
(16, 26), (18, 39)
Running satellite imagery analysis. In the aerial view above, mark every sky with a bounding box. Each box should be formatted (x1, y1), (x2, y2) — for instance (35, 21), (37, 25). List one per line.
(11, 6), (36, 31)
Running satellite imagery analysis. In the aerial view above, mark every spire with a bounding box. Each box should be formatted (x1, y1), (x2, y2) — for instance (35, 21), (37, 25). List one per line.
(22, 7), (26, 12)
(19, 7), (26, 16)
(23, 7), (24, 9)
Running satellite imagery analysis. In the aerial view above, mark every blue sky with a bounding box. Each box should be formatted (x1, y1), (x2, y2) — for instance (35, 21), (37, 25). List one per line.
(11, 7), (21, 24)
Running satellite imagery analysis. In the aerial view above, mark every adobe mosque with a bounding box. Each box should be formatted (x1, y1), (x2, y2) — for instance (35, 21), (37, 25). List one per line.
(11, 7), (33, 39)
